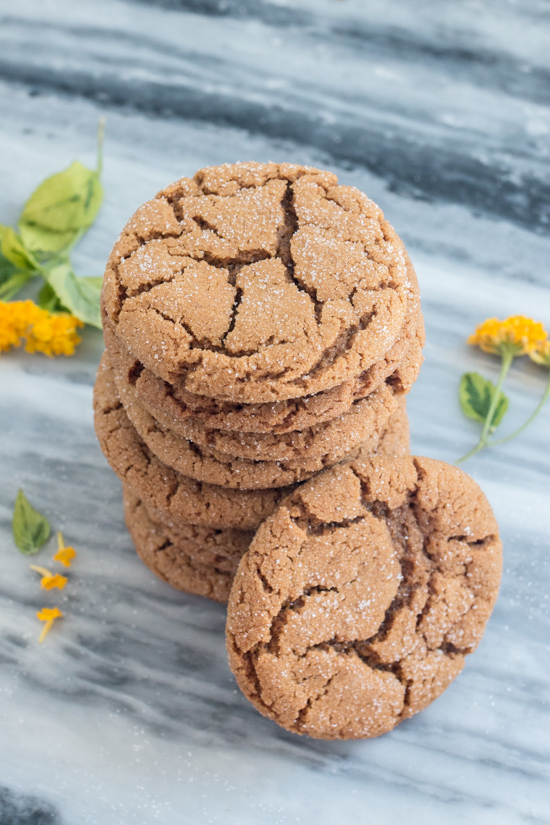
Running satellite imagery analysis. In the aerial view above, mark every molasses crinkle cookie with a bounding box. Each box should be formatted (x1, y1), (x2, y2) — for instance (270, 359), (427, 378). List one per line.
(226, 456), (502, 740)
(103, 303), (423, 435)
(101, 162), (420, 403)
(93, 352), (410, 532)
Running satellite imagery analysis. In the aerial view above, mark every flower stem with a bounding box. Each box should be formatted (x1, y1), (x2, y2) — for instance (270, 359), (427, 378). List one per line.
(489, 368), (550, 446)
(457, 350), (514, 464)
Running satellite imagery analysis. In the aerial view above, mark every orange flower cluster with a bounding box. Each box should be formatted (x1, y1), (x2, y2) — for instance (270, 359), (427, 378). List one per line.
(468, 315), (547, 358)
(0, 300), (83, 357)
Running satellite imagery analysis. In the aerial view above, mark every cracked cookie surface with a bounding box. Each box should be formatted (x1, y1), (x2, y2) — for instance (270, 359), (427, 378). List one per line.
(94, 356), (409, 530)
(104, 313), (423, 436)
(226, 455), (502, 740)
(123, 486), (251, 603)
(108, 353), (406, 489)
(93, 354), (290, 530)
(101, 162), (418, 402)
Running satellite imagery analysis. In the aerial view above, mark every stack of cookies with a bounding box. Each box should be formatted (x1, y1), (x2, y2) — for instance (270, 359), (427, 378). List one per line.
(93, 162), (502, 739)
(94, 162), (425, 602)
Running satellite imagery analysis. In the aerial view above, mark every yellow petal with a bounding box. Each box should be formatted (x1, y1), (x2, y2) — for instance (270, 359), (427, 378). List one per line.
(53, 546), (77, 568)
(41, 573), (68, 591)
(37, 607), (63, 621)
(54, 532), (77, 567)
(36, 607), (63, 643)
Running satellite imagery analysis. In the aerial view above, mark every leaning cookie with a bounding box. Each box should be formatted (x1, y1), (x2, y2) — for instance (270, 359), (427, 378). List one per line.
(101, 162), (419, 402)
(226, 456), (502, 740)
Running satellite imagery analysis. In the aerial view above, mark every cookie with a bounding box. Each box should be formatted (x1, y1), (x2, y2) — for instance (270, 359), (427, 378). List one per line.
(93, 354), (290, 530)
(142, 398), (410, 534)
(123, 487), (241, 603)
(101, 162), (420, 402)
(136, 489), (253, 576)
(94, 357), (409, 530)
(110, 358), (403, 489)
(226, 456), (502, 740)
(124, 403), (411, 603)
(104, 307), (423, 435)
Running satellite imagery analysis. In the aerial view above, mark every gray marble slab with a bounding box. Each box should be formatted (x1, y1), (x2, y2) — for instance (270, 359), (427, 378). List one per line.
(0, 1), (549, 822)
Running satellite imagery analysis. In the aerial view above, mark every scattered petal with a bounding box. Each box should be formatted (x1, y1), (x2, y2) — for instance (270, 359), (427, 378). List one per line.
(53, 532), (77, 567)
(29, 565), (68, 590)
(36, 606), (63, 643)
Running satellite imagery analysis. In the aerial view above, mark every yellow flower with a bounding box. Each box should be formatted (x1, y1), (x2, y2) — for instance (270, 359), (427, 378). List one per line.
(29, 565), (68, 591)
(25, 312), (83, 357)
(0, 299), (41, 352)
(468, 316), (547, 357)
(36, 607), (63, 643)
(0, 300), (83, 357)
(53, 531), (77, 568)
(529, 339), (550, 367)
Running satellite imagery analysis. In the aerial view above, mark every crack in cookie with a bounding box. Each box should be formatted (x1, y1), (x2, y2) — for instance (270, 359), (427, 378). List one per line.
(101, 162), (418, 402)
(226, 455), (502, 739)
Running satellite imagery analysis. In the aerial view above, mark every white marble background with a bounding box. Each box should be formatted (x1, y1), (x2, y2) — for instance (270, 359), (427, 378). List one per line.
(0, 1), (549, 823)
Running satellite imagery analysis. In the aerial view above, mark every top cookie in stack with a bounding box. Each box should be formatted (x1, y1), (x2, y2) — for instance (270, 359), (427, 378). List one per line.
(101, 163), (424, 461)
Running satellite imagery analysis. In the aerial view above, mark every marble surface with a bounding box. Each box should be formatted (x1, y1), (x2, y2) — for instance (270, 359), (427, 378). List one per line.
(1, 1), (550, 822)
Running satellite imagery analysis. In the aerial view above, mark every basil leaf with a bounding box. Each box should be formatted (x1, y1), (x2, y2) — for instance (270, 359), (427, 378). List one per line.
(0, 226), (38, 271)
(459, 372), (509, 432)
(18, 160), (103, 257)
(44, 262), (102, 328)
(12, 489), (51, 555)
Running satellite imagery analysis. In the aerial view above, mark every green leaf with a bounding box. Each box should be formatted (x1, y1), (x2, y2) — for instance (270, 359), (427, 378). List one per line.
(18, 160), (103, 257)
(0, 232), (37, 299)
(0, 249), (16, 287)
(12, 489), (51, 555)
(0, 226), (39, 271)
(37, 281), (65, 313)
(0, 269), (35, 300)
(44, 262), (102, 328)
(459, 372), (509, 432)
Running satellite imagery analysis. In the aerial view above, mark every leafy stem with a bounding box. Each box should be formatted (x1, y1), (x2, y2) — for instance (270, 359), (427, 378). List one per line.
(0, 118), (105, 327)
(490, 368), (550, 446)
(457, 350), (514, 464)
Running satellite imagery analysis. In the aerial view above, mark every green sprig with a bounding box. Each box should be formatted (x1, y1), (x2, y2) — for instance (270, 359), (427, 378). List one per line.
(0, 119), (105, 328)
(457, 342), (550, 463)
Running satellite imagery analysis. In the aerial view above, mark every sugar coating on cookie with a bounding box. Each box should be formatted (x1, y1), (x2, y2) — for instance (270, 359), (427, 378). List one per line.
(226, 456), (502, 740)
(101, 162), (418, 402)
(94, 354), (410, 531)
(123, 486), (252, 602)
(93, 353), (291, 530)
(104, 312), (423, 435)
(111, 354), (405, 489)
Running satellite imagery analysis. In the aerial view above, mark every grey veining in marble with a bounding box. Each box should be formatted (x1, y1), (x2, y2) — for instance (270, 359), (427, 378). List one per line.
(0, 1), (549, 823)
